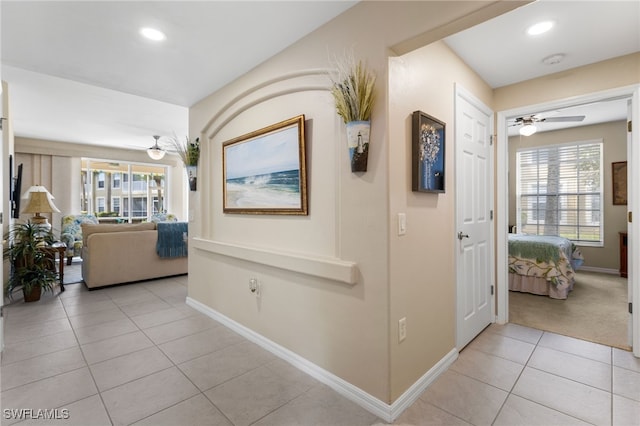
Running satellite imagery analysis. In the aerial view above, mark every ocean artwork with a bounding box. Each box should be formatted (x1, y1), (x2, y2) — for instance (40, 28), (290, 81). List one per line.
(225, 169), (300, 208)
(223, 115), (308, 214)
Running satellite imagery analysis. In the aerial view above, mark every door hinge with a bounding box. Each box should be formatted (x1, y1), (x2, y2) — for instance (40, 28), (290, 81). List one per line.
(490, 285), (494, 295)
(629, 212), (633, 223)
(490, 135), (494, 146)
(629, 302), (633, 314)
(490, 210), (494, 220)
(0, 306), (3, 318)
(628, 120), (632, 132)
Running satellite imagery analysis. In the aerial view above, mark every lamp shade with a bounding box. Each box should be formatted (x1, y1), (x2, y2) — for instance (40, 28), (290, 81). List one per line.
(22, 190), (60, 214)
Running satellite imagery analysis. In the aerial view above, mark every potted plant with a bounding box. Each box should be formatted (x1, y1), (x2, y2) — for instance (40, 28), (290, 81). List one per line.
(3, 221), (58, 302)
(328, 56), (377, 172)
(167, 135), (200, 191)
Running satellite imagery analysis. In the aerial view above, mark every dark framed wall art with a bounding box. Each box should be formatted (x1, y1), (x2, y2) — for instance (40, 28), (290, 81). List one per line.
(412, 111), (445, 193)
(612, 161), (627, 205)
(222, 115), (308, 215)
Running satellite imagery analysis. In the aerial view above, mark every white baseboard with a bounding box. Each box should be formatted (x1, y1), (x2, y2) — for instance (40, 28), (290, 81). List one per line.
(579, 266), (619, 275)
(389, 347), (458, 420)
(186, 297), (457, 422)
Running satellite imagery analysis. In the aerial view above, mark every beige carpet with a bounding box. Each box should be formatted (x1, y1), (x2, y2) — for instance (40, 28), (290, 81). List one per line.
(509, 271), (630, 350)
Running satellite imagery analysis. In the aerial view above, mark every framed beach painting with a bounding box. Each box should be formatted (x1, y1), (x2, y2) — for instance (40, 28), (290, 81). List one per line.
(223, 115), (308, 215)
(412, 111), (445, 193)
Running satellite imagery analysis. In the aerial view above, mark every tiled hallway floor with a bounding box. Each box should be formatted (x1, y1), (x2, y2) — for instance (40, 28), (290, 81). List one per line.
(1, 276), (639, 425)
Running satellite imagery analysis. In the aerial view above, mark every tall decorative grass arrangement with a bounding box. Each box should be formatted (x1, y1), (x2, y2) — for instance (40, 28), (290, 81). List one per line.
(167, 135), (200, 166)
(329, 56), (376, 124)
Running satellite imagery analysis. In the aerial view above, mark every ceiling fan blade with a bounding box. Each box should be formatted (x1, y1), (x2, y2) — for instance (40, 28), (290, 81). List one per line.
(541, 115), (586, 123)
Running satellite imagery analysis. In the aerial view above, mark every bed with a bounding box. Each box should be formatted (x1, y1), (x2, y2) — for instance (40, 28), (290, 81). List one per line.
(508, 234), (584, 299)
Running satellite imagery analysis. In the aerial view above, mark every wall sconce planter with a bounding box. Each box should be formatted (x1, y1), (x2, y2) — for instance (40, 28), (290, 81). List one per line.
(329, 56), (376, 173)
(346, 121), (370, 172)
(167, 135), (200, 192)
(187, 165), (197, 191)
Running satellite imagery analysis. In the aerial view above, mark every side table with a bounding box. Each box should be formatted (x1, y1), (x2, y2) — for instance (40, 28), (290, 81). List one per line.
(41, 242), (67, 291)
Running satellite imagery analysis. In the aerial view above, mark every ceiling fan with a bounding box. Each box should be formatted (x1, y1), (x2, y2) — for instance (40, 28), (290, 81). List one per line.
(510, 114), (585, 136)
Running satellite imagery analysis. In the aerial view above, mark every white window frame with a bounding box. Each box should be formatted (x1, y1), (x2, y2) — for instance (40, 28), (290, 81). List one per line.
(112, 196), (121, 215)
(516, 139), (604, 247)
(113, 172), (121, 189)
(96, 196), (106, 213)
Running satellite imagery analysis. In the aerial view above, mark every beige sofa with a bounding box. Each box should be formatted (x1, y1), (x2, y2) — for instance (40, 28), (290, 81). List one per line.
(81, 222), (188, 289)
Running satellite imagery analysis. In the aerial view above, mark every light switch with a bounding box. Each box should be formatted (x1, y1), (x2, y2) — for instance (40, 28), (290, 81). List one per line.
(398, 213), (406, 236)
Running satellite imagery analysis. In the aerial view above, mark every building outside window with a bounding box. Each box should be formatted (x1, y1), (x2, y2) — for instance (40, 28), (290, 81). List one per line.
(81, 159), (168, 223)
(96, 197), (105, 213)
(112, 196), (121, 215)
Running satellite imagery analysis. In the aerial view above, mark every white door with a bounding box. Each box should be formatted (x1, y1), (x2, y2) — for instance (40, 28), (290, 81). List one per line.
(627, 98), (633, 347)
(455, 85), (494, 349)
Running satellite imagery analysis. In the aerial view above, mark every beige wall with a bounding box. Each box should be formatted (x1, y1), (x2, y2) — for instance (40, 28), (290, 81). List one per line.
(496, 52), (639, 273)
(188, 1), (524, 404)
(387, 41), (493, 399)
(494, 53), (640, 113)
(508, 121), (628, 271)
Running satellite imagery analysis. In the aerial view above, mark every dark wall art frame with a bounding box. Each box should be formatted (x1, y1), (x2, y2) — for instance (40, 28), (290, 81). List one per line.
(612, 160), (627, 205)
(412, 111), (445, 193)
(222, 115), (308, 215)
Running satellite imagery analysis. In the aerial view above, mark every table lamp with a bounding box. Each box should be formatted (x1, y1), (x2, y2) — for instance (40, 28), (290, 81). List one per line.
(21, 185), (60, 228)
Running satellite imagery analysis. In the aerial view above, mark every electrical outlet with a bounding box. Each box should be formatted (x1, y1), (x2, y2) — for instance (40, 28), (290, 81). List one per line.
(249, 278), (261, 298)
(399, 317), (407, 342)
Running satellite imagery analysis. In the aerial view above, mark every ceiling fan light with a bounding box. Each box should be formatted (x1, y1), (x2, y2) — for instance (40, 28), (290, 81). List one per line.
(147, 135), (166, 160)
(519, 123), (537, 136)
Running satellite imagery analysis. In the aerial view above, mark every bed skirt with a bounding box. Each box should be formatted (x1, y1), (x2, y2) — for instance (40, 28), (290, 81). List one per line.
(509, 273), (572, 300)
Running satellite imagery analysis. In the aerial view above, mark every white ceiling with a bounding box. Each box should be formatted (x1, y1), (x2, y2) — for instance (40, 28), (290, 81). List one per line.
(1, 0), (357, 150)
(443, 0), (639, 136)
(2, 1), (639, 151)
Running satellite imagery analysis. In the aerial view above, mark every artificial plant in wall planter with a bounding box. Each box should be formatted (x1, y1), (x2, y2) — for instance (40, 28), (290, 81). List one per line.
(329, 57), (376, 172)
(169, 135), (200, 191)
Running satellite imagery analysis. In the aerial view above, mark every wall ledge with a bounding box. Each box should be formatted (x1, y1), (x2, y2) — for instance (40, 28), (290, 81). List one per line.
(192, 238), (358, 285)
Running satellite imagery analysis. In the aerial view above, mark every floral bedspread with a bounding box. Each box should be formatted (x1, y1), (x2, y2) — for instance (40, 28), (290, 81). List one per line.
(508, 234), (584, 292)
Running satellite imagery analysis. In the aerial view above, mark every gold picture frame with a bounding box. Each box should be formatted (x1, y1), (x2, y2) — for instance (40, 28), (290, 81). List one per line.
(222, 115), (307, 215)
(612, 161), (627, 205)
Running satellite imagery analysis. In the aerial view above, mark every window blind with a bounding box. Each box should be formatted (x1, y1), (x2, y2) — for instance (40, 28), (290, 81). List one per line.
(516, 140), (603, 245)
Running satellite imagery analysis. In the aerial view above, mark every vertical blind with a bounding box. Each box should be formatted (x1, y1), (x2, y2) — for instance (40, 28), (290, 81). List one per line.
(516, 140), (603, 245)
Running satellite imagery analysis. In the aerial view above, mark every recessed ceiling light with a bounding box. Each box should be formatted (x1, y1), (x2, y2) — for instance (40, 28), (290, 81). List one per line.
(140, 27), (166, 41)
(527, 21), (554, 36)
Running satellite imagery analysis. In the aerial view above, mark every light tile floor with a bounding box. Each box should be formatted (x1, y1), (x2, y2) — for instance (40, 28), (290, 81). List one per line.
(1, 276), (639, 426)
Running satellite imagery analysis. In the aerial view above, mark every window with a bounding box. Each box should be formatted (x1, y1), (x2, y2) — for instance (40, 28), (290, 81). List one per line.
(112, 197), (121, 214)
(132, 174), (147, 192)
(81, 159), (168, 223)
(516, 140), (603, 246)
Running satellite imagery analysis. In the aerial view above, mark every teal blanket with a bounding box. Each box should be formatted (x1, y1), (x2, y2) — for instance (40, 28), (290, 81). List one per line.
(156, 222), (188, 258)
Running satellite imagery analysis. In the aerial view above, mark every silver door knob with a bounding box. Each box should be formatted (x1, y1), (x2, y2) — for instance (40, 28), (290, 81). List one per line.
(457, 232), (469, 240)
